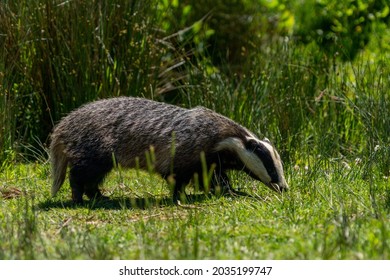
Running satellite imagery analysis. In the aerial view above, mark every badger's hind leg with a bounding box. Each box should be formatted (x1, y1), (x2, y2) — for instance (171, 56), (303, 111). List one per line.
(69, 167), (85, 204)
(69, 161), (112, 204)
(84, 174), (110, 201)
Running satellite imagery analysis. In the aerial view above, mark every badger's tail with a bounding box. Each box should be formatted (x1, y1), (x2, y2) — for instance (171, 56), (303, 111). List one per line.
(50, 138), (68, 197)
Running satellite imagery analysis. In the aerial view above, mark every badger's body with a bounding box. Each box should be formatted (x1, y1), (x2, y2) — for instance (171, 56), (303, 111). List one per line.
(50, 97), (288, 203)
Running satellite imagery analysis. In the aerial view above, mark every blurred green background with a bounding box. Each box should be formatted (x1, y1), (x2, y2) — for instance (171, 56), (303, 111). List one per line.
(1, 0), (389, 169)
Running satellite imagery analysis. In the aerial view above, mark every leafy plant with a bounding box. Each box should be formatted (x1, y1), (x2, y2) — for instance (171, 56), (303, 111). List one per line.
(293, 0), (390, 60)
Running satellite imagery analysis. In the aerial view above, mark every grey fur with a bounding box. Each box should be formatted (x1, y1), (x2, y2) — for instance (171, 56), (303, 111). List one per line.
(50, 97), (288, 203)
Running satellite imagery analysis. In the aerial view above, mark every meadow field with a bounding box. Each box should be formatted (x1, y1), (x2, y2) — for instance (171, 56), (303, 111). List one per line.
(0, 0), (389, 259)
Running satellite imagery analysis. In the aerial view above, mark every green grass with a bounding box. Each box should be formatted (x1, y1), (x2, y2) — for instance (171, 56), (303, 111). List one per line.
(0, 157), (389, 259)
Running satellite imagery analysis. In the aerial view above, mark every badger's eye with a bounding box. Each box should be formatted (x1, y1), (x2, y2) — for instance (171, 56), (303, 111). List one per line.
(245, 139), (258, 151)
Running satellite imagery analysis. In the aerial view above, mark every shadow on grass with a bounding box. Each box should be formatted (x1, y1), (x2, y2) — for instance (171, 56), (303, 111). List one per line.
(38, 190), (255, 210)
(39, 195), (179, 210)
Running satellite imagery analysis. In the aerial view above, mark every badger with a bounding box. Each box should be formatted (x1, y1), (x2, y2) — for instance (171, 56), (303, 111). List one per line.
(50, 97), (288, 204)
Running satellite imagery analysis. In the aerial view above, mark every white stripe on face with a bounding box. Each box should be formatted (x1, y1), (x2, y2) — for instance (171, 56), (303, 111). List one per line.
(215, 137), (271, 184)
(246, 138), (279, 183)
(258, 139), (288, 191)
(216, 136), (288, 191)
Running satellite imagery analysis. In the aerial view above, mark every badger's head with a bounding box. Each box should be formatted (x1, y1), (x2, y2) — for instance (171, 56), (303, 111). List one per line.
(216, 135), (289, 192)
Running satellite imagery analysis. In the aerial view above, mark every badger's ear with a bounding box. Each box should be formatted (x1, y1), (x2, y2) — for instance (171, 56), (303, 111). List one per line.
(263, 137), (271, 144)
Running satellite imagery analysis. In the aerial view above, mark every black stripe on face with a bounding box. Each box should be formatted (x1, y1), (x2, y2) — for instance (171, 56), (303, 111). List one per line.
(245, 139), (279, 183)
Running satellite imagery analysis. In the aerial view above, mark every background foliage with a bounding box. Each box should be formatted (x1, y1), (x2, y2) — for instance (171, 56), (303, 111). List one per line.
(1, 0), (389, 165)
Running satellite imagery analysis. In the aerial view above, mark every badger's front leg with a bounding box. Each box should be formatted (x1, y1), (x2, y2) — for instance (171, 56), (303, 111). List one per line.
(210, 171), (232, 195)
